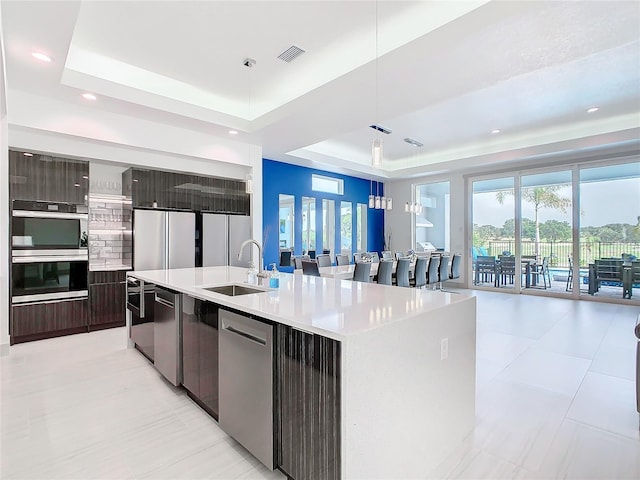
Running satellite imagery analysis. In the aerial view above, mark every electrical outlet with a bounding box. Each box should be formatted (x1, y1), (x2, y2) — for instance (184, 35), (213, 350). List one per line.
(440, 338), (449, 360)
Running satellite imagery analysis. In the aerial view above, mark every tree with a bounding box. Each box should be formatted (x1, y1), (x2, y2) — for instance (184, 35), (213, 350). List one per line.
(501, 218), (536, 240)
(539, 220), (572, 242)
(497, 186), (571, 258)
(473, 224), (500, 247)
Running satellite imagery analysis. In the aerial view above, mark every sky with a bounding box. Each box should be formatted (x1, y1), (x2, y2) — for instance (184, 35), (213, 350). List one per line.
(473, 178), (640, 228)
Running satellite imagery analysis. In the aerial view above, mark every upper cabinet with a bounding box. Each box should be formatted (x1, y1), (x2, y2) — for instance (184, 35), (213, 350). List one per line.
(9, 150), (89, 204)
(122, 167), (249, 214)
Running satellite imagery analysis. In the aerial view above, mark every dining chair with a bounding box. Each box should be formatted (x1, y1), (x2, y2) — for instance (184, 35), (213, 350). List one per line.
(316, 254), (332, 268)
(293, 256), (303, 270)
(394, 251), (404, 261)
(437, 255), (450, 290)
(449, 253), (461, 281)
(426, 255), (440, 289)
(301, 260), (321, 277)
(531, 257), (552, 289)
(474, 255), (498, 286)
(411, 256), (428, 289)
(336, 254), (349, 266)
(376, 259), (393, 285)
(279, 250), (292, 268)
(368, 252), (380, 263)
(381, 251), (393, 260)
(352, 261), (372, 283)
(395, 258), (411, 287)
(498, 255), (516, 286)
(439, 253), (462, 293)
(566, 255), (588, 292)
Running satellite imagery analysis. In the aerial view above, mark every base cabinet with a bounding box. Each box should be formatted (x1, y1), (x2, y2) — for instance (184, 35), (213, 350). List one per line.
(11, 298), (89, 344)
(182, 296), (219, 418)
(89, 271), (127, 330)
(275, 325), (341, 480)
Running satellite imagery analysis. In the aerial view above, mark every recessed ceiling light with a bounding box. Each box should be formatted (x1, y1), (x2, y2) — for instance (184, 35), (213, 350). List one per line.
(82, 175), (89, 179)
(587, 107), (599, 113)
(82, 93), (97, 101)
(31, 52), (52, 62)
(491, 129), (501, 134)
(228, 130), (238, 135)
(23, 152), (34, 157)
(74, 183), (80, 187)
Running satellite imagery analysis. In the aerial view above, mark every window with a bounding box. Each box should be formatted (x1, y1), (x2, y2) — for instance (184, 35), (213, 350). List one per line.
(322, 199), (335, 259)
(340, 201), (352, 257)
(356, 203), (367, 252)
(312, 174), (344, 195)
(302, 197), (316, 255)
(278, 194), (295, 249)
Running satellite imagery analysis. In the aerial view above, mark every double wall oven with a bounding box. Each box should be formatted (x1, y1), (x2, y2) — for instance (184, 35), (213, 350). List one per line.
(11, 200), (89, 304)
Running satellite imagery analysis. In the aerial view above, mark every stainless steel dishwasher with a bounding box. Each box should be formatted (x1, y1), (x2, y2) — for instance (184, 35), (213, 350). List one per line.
(219, 309), (274, 470)
(153, 287), (182, 386)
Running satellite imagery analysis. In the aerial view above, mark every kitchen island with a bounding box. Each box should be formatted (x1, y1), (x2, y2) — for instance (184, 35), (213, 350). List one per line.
(127, 266), (476, 479)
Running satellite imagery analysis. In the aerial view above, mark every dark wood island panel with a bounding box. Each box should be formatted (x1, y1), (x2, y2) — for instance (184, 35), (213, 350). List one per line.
(275, 325), (341, 480)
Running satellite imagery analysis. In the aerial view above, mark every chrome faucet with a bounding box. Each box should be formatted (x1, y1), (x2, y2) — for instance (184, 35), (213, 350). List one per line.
(238, 239), (267, 278)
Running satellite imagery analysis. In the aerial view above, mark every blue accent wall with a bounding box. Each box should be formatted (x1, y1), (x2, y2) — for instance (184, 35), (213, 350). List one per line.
(262, 159), (385, 271)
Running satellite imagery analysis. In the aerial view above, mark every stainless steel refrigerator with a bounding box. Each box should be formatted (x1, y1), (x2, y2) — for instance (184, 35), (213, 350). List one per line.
(202, 213), (252, 267)
(133, 209), (196, 271)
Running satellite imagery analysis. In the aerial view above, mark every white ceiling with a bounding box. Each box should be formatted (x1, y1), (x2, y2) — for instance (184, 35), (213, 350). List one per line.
(2, 0), (639, 180)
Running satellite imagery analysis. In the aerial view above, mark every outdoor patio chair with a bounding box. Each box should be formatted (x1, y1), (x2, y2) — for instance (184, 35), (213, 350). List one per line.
(531, 257), (552, 289)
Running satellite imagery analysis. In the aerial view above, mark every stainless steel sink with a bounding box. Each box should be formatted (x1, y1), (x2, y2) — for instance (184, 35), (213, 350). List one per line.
(200, 284), (268, 296)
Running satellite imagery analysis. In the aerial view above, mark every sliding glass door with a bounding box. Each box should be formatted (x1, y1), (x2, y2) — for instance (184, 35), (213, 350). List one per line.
(469, 160), (639, 303)
(471, 177), (515, 290)
(519, 170), (573, 295)
(578, 163), (640, 299)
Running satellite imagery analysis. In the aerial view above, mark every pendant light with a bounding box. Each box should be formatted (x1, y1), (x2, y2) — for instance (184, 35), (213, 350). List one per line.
(369, 180), (375, 208)
(371, 0), (382, 169)
(244, 57), (256, 194)
(402, 140), (426, 214)
(375, 181), (382, 209)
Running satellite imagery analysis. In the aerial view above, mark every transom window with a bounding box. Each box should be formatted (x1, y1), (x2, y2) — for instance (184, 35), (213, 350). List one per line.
(312, 174), (344, 195)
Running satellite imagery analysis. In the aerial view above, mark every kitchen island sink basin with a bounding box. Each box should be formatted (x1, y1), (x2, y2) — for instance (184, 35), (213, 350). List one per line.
(199, 284), (268, 296)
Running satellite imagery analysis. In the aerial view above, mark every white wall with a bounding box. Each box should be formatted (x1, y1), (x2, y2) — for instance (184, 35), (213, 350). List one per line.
(0, 4), (9, 354)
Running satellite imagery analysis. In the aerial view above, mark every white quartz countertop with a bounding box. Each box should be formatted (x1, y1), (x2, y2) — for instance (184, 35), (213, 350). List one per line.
(128, 266), (473, 341)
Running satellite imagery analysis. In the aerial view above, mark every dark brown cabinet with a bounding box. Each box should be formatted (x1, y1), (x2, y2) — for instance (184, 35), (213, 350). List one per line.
(88, 270), (127, 330)
(11, 298), (89, 344)
(9, 150), (89, 204)
(182, 295), (219, 418)
(275, 325), (341, 480)
(123, 167), (249, 214)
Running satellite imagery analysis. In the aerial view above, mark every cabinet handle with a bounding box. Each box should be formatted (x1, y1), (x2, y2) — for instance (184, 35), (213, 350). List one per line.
(155, 295), (174, 309)
(224, 325), (267, 346)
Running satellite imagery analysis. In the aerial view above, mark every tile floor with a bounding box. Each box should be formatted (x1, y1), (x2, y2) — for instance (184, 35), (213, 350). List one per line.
(1, 290), (639, 479)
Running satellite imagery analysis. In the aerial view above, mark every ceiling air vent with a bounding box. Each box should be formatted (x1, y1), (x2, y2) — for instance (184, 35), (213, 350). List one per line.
(369, 124), (392, 135)
(278, 45), (306, 63)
